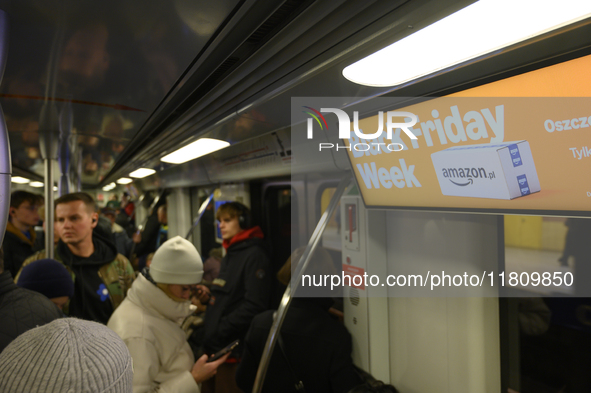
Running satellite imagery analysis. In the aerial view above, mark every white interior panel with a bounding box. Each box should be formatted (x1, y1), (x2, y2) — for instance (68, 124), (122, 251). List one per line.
(385, 210), (501, 392)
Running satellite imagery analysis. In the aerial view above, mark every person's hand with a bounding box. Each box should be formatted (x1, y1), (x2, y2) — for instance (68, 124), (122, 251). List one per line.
(193, 285), (211, 304)
(191, 352), (230, 383)
(132, 231), (141, 243)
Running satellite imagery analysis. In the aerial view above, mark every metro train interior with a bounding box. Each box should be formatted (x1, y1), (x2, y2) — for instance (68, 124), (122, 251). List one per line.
(2, 0), (591, 392)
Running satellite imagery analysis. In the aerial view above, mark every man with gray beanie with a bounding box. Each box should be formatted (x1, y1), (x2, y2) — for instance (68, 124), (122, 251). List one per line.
(108, 236), (229, 393)
(0, 318), (134, 393)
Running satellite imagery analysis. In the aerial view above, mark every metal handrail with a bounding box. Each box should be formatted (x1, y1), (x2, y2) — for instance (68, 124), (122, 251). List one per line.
(252, 173), (351, 393)
(0, 10), (10, 247)
(185, 192), (215, 240)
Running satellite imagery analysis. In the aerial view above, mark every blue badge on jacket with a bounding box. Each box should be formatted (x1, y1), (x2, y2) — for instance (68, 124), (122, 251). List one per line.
(97, 284), (110, 302)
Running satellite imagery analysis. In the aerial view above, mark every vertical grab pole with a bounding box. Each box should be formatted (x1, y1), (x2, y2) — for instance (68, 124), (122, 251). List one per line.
(0, 10), (10, 246)
(185, 192), (215, 240)
(252, 173), (351, 393)
(39, 103), (59, 258)
(39, 10), (66, 258)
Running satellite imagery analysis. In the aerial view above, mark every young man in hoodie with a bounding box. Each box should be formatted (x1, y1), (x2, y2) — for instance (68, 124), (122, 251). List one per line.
(199, 202), (271, 393)
(2, 190), (40, 277)
(19, 192), (135, 324)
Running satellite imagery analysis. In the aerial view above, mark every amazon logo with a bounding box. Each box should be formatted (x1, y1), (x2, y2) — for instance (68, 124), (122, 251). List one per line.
(441, 166), (496, 186)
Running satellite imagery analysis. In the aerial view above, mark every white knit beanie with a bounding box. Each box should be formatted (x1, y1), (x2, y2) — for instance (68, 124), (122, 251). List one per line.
(150, 236), (204, 284)
(0, 318), (133, 393)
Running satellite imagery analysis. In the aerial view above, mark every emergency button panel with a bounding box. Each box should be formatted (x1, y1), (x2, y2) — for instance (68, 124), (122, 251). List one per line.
(343, 200), (359, 251)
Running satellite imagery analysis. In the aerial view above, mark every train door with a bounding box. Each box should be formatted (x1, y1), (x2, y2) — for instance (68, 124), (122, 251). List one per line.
(260, 181), (297, 308)
(342, 191), (502, 392)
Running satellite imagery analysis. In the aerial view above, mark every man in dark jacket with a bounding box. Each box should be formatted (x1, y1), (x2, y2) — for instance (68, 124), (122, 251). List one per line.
(19, 192), (135, 324)
(0, 246), (62, 353)
(236, 297), (363, 393)
(2, 190), (40, 276)
(199, 202), (271, 393)
(101, 207), (141, 260)
(235, 247), (363, 393)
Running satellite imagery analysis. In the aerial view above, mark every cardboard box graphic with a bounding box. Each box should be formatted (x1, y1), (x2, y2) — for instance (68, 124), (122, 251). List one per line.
(431, 141), (541, 200)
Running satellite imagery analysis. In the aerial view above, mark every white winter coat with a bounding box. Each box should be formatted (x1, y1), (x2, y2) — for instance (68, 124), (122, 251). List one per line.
(108, 274), (199, 393)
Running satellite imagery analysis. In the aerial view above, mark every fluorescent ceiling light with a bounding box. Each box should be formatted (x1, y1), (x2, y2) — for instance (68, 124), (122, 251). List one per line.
(129, 168), (156, 178)
(29, 181), (44, 188)
(53, 186), (58, 191)
(343, 0), (591, 87)
(102, 185), (113, 191)
(161, 138), (230, 164)
(11, 176), (29, 184)
(117, 178), (132, 184)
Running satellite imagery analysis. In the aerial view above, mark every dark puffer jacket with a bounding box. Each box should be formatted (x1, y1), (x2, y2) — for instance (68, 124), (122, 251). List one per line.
(0, 270), (63, 353)
(202, 227), (271, 356)
(236, 298), (363, 393)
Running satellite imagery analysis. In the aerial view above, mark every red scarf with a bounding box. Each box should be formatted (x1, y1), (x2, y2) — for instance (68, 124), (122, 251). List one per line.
(222, 226), (264, 250)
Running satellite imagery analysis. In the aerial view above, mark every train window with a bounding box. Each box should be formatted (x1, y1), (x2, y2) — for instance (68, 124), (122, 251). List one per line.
(503, 215), (591, 392)
(504, 215), (573, 296)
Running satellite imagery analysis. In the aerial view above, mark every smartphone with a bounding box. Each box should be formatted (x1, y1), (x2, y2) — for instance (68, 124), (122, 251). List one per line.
(206, 340), (239, 363)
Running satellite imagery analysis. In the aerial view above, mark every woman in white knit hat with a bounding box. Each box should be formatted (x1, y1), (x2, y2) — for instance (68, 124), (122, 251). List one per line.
(108, 236), (229, 393)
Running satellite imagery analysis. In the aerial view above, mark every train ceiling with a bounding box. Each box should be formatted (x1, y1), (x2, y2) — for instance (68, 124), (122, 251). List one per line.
(3, 0), (591, 188)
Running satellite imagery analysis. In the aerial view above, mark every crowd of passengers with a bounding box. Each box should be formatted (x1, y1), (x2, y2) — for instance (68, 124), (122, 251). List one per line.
(0, 190), (398, 393)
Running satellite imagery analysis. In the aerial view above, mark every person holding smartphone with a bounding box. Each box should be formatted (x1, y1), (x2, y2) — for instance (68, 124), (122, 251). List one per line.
(108, 236), (230, 392)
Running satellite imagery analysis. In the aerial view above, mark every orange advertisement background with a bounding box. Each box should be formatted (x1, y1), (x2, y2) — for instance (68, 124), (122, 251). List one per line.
(347, 54), (591, 212)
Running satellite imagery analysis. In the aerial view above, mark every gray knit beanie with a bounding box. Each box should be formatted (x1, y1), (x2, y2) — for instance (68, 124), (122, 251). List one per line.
(0, 318), (133, 393)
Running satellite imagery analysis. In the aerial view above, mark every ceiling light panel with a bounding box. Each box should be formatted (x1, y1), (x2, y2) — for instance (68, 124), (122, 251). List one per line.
(129, 168), (156, 178)
(343, 0), (591, 87)
(11, 176), (30, 184)
(161, 138), (230, 164)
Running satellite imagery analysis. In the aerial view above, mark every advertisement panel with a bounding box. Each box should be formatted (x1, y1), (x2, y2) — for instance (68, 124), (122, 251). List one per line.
(343, 54), (591, 214)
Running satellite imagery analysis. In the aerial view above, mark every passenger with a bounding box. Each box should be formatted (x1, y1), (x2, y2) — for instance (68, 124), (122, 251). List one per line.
(32, 198), (47, 253)
(16, 258), (75, 311)
(145, 252), (155, 268)
(135, 197), (168, 270)
(347, 381), (399, 393)
(102, 207), (141, 260)
(107, 194), (121, 209)
(19, 192), (135, 324)
(202, 247), (222, 285)
(198, 201), (271, 393)
(108, 236), (228, 392)
(155, 204), (168, 249)
(0, 247), (62, 353)
(2, 190), (40, 276)
(116, 191), (136, 237)
(121, 191), (134, 216)
(0, 318), (133, 392)
(235, 246), (362, 393)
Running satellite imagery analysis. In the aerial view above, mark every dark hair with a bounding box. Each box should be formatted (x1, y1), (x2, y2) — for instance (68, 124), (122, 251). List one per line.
(10, 190), (39, 209)
(54, 192), (96, 213)
(348, 381), (399, 393)
(215, 201), (250, 222)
